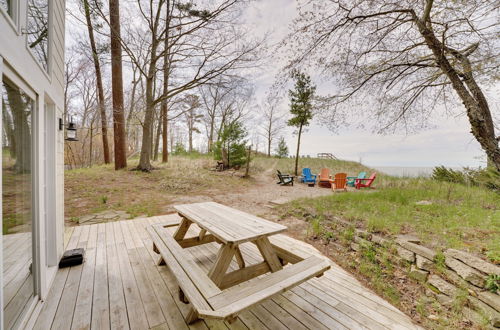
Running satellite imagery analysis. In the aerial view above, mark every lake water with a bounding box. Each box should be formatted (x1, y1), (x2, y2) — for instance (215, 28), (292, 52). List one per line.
(373, 166), (435, 178)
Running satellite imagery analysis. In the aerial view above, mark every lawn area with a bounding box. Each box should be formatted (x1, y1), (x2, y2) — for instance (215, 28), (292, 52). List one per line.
(64, 154), (251, 221)
(277, 177), (500, 262)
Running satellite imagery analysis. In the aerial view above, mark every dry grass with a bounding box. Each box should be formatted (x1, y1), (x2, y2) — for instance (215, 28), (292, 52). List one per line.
(65, 155), (250, 221)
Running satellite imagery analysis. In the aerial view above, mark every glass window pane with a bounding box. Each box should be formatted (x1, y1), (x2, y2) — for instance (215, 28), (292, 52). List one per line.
(2, 79), (34, 329)
(0, 0), (13, 17)
(27, 0), (49, 70)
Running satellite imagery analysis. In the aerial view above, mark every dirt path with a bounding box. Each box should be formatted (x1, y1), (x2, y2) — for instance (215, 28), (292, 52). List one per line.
(168, 162), (332, 216)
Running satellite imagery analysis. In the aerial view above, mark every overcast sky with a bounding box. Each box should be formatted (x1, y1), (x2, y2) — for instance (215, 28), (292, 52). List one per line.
(238, 0), (493, 168)
(66, 0), (495, 168)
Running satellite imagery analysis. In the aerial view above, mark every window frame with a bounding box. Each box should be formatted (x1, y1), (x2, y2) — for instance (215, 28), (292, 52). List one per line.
(24, 0), (52, 77)
(0, 0), (20, 33)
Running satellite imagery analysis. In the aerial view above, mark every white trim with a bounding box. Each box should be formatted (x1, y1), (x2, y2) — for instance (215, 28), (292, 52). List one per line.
(0, 0), (19, 32)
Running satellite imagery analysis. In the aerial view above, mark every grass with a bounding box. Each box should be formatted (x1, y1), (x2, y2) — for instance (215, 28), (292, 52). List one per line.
(277, 176), (499, 262)
(65, 155), (250, 221)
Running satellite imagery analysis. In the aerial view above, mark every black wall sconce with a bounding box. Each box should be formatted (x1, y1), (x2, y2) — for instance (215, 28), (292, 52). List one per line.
(61, 117), (78, 141)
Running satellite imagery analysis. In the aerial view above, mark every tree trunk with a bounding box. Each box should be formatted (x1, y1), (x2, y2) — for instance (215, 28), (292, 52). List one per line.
(5, 83), (31, 173)
(294, 124), (303, 176)
(89, 122), (93, 167)
(153, 118), (161, 161)
(83, 0), (110, 164)
(414, 15), (500, 172)
(267, 137), (271, 157)
(161, 0), (171, 163)
(109, 0), (127, 170)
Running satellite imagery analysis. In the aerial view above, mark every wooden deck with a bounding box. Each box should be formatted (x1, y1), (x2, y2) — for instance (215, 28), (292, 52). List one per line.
(30, 216), (421, 329)
(3, 232), (33, 329)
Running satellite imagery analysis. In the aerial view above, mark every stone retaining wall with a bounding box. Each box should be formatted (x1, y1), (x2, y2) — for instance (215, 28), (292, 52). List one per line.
(346, 223), (500, 328)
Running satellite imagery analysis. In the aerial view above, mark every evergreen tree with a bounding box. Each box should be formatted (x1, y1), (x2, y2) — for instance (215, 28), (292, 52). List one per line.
(288, 70), (316, 175)
(214, 121), (248, 168)
(275, 137), (289, 158)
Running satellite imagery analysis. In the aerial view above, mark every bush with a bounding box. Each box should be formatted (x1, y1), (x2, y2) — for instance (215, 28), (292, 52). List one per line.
(432, 166), (499, 192)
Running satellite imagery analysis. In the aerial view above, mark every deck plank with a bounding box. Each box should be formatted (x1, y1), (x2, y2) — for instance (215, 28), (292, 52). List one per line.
(33, 217), (421, 330)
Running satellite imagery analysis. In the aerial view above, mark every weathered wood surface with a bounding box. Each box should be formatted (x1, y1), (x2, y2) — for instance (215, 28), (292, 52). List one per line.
(174, 202), (287, 244)
(32, 215), (422, 329)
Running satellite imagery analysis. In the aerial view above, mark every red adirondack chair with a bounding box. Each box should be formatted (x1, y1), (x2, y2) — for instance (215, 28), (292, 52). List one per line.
(355, 173), (377, 189)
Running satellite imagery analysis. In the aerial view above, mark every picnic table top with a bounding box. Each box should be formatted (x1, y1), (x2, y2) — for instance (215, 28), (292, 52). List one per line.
(174, 202), (287, 244)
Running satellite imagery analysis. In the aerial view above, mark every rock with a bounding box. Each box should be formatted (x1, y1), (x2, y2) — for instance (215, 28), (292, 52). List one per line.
(371, 234), (389, 246)
(436, 294), (453, 306)
(409, 265), (429, 282)
(445, 249), (500, 276)
(416, 255), (434, 271)
(397, 246), (416, 263)
(415, 200), (433, 205)
(79, 214), (96, 223)
(350, 242), (360, 251)
(468, 296), (500, 327)
(396, 240), (436, 260)
(428, 314), (439, 320)
(478, 291), (500, 312)
(428, 275), (458, 296)
(269, 198), (290, 205)
(444, 256), (486, 287)
(462, 307), (487, 327)
(396, 234), (421, 244)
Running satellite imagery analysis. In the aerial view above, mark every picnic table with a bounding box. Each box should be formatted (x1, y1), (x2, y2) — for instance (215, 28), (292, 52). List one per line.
(148, 202), (330, 324)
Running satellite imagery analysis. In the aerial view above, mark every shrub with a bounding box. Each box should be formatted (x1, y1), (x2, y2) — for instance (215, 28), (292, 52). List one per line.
(432, 166), (499, 193)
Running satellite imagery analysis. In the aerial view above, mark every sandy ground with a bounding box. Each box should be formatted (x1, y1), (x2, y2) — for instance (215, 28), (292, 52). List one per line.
(168, 165), (334, 216)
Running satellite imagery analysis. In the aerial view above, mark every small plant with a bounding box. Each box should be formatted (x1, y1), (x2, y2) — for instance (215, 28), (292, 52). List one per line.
(434, 251), (446, 271)
(451, 289), (468, 313)
(341, 226), (355, 242)
(485, 274), (499, 293)
(100, 195), (108, 204)
(309, 217), (322, 238)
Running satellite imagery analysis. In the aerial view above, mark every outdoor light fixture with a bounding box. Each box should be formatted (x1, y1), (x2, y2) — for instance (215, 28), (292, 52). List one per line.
(65, 117), (78, 141)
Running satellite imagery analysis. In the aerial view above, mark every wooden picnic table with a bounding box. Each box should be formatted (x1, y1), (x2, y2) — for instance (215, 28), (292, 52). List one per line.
(148, 202), (330, 323)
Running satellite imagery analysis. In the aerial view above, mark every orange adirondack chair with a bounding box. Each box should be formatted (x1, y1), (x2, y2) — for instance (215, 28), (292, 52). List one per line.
(318, 168), (332, 188)
(331, 173), (348, 192)
(355, 172), (377, 189)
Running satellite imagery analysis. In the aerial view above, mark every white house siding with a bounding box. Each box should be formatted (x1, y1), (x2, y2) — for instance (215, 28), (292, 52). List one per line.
(0, 0), (66, 327)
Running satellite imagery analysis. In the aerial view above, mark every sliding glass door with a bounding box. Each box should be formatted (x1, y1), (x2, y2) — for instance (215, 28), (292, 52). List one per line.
(2, 77), (35, 329)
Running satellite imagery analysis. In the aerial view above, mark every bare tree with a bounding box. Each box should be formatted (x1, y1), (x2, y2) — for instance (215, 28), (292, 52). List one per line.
(109, 0), (127, 169)
(83, 0), (110, 164)
(283, 0), (500, 171)
(181, 94), (202, 152)
(260, 96), (285, 157)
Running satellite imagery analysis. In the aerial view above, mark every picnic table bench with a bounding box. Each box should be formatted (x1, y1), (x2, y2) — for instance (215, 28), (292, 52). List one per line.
(147, 202), (330, 324)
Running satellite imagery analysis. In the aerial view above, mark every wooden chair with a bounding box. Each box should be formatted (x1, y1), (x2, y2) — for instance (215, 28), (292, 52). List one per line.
(347, 172), (366, 187)
(300, 168), (317, 186)
(276, 170), (294, 186)
(318, 168), (332, 188)
(331, 173), (347, 192)
(355, 172), (377, 189)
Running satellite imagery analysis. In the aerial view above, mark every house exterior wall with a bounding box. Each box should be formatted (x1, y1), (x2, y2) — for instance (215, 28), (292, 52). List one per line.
(0, 0), (66, 327)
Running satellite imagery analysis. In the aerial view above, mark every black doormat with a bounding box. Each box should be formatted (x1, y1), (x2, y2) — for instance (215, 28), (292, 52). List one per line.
(59, 248), (85, 268)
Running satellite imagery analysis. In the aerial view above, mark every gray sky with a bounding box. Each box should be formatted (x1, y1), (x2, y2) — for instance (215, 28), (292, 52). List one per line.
(242, 0), (490, 168)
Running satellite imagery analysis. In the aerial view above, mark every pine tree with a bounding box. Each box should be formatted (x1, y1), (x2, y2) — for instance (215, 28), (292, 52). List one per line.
(275, 137), (289, 158)
(288, 70), (316, 175)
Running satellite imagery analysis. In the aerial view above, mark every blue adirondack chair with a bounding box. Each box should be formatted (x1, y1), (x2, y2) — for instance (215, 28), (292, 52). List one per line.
(301, 168), (317, 185)
(347, 172), (366, 187)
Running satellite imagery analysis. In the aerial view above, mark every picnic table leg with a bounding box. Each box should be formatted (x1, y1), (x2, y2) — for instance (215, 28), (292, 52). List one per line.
(186, 308), (199, 324)
(208, 244), (236, 286)
(234, 246), (245, 269)
(255, 237), (283, 272)
(173, 217), (192, 241)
